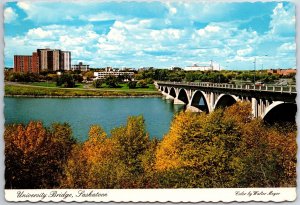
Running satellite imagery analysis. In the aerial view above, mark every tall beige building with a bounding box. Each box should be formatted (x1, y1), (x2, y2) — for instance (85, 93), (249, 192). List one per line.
(61, 51), (71, 70)
(36, 48), (71, 72)
(52, 50), (61, 71)
(37, 48), (51, 71)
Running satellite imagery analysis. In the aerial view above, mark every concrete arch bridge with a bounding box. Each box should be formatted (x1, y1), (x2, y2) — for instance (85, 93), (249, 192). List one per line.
(155, 81), (297, 123)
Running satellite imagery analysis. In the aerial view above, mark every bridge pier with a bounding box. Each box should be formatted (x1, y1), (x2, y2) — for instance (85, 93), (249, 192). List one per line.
(251, 98), (258, 118)
(186, 104), (202, 112)
(174, 98), (186, 105)
(161, 91), (175, 100)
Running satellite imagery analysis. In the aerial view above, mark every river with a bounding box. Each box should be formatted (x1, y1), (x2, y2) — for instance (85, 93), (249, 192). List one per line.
(4, 97), (185, 141)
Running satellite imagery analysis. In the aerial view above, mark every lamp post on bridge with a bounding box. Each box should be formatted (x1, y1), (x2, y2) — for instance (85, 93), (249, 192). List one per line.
(253, 55), (268, 84)
(218, 64), (221, 83)
(253, 57), (256, 84)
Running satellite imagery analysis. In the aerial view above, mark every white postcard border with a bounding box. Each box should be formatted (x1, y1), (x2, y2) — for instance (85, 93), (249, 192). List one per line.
(1, 0), (300, 204)
(5, 188), (297, 202)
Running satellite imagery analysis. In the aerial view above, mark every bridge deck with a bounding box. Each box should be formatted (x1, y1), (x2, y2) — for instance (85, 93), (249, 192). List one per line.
(156, 81), (297, 94)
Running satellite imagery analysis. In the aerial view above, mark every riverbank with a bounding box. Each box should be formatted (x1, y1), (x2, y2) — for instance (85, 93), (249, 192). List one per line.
(5, 84), (162, 97)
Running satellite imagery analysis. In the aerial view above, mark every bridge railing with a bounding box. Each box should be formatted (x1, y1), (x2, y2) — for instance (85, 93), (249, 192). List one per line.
(156, 81), (296, 94)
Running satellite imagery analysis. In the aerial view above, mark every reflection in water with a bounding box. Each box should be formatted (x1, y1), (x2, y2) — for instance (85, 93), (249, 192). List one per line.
(164, 98), (185, 113)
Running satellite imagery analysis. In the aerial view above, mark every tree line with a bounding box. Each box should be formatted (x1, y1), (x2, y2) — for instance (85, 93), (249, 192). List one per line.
(6, 68), (295, 87)
(135, 68), (294, 84)
(5, 102), (296, 189)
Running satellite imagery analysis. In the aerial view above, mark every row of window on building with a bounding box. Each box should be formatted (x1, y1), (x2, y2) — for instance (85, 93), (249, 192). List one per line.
(93, 71), (134, 80)
(14, 48), (89, 73)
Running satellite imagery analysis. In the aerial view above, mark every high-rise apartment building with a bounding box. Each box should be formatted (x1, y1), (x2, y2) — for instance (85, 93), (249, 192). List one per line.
(37, 48), (51, 71)
(14, 48), (72, 73)
(14, 55), (32, 73)
(61, 51), (71, 71)
(32, 52), (39, 73)
(52, 50), (61, 71)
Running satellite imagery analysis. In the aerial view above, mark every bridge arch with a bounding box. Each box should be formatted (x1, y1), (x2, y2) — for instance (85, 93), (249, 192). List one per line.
(177, 88), (189, 104)
(262, 101), (297, 124)
(164, 86), (169, 94)
(190, 90), (209, 112)
(169, 87), (176, 98)
(214, 94), (238, 110)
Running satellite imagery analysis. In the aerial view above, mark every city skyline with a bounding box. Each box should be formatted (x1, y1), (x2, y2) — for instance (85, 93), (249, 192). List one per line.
(4, 1), (296, 70)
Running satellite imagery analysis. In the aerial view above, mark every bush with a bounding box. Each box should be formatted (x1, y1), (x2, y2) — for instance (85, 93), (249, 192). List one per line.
(128, 81), (137, 89)
(56, 74), (76, 88)
(145, 78), (154, 84)
(137, 80), (148, 88)
(73, 74), (83, 83)
(105, 75), (119, 88)
(8, 73), (40, 82)
(93, 79), (103, 88)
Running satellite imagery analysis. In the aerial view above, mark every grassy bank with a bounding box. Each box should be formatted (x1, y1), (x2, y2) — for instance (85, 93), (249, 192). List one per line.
(5, 84), (161, 97)
(27, 82), (156, 90)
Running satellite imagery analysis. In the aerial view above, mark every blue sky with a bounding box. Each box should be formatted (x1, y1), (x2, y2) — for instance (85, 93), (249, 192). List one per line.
(4, 1), (296, 70)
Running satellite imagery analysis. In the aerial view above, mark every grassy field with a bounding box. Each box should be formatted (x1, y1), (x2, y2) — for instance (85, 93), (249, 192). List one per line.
(28, 82), (84, 88)
(5, 83), (161, 97)
(99, 83), (156, 91)
(25, 82), (155, 90)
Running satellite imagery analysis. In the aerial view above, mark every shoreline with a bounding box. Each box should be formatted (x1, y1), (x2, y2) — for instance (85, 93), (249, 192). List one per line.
(4, 94), (163, 98)
(5, 83), (163, 98)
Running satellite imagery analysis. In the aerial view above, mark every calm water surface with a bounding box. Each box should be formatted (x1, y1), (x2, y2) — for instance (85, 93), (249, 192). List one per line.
(4, 97), (184, 141)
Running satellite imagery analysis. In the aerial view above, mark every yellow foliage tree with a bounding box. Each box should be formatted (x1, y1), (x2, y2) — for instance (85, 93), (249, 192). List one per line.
(5, 121), (75, 189)
(155, 102), (296, 188)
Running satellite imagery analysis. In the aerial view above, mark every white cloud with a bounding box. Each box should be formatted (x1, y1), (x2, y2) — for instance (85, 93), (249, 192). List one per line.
(27, 28), (53, 39)
(79, 13), (122, 22)
(237, 46), (253, 56)
(5, 24), (100, 64)
(4, 7), (18, 23)
(17, 1), (30, 10)
(277, 42), (295, 53)
(5, 2), (296, 69)
(269, 3), (295, 36)
(17, 1), (96, 22)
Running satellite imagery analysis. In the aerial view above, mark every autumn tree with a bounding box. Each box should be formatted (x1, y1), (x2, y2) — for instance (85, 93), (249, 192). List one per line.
(61, 125), (123, 188)
(155, 102), (296, 188)
(62, 116), (158, 188)
(110, 116), (156, 188)
(5, 121), (75, 189)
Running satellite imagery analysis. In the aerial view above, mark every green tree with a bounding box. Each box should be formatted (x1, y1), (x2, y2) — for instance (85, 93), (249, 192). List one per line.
(105, 75), (119, 88)
(137, 80), (148, 88)
(128, 81), (137, 89)
(93, 79), (103, 88)
(110, 116), (151, 187)
(56, 74), (76, 88)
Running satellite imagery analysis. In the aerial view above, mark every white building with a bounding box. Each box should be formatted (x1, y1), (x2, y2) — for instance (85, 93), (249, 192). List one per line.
(94, 71), (134, 80)
(184, 64), (213, 71)
(72, 62), (89, 71)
